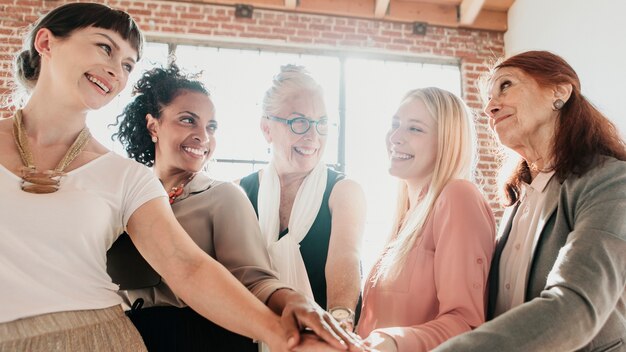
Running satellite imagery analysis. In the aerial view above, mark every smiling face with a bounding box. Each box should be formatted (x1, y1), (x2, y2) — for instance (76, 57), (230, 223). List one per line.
(148, 90), (217, 174)
(40, 26), (137, 110)
(386, 97), (438, 187)
(262, 90), (327, 175)
(483, 67), (559, 153)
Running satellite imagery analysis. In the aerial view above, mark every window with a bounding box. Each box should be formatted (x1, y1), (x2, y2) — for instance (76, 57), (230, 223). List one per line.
(173, 45), (340, 180)
(87, 41), (461, 279)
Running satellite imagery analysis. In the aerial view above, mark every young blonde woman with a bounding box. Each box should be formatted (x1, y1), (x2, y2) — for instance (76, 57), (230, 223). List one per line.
(357, 87), (496, 352)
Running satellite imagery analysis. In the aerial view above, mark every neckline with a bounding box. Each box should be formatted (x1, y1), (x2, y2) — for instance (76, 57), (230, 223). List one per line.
(0, 151), (115, 181)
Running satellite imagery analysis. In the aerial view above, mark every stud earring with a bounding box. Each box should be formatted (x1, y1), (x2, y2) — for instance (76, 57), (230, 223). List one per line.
(152, 136), (158, 143)
(553, 99), (565, 110)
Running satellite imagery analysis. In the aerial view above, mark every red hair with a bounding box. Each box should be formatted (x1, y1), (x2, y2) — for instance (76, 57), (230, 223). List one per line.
(493, 51), (626, 205)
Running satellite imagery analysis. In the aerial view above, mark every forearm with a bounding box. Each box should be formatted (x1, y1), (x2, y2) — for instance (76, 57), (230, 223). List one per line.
(326, 255), (361, 310)
(167, 253), (285, 344)
(435, 232), (626, 352)
(434, 289), (596, 352)
(376, 313), (473, 352)
(266, 288), (306, 315)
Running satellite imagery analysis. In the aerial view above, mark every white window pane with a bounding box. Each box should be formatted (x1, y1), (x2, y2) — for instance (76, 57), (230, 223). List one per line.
(173, 45), (340, 181)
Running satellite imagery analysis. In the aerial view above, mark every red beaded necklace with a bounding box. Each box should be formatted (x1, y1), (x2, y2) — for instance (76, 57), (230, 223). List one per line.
(167, 175), (195, 205)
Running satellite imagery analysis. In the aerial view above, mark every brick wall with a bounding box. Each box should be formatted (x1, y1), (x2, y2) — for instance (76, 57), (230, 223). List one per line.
(0, 0), (505, 217)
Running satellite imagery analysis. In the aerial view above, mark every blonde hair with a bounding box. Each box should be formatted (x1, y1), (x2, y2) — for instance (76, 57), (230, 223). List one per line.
(262, 64), (323, 116)
(374, 87), (477, 281)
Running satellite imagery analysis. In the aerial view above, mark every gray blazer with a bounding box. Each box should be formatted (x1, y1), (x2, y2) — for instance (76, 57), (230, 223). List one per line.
(435, 156), (626, 352)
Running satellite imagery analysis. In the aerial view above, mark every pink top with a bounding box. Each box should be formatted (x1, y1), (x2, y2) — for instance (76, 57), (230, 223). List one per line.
(357, 180), (496, 351)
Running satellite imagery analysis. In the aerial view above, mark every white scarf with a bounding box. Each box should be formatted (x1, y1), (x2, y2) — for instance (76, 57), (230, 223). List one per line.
(258, 161), (327, 299)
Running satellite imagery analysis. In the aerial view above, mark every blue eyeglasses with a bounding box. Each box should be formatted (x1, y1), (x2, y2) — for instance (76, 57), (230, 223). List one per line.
(265, 114), (329, 135)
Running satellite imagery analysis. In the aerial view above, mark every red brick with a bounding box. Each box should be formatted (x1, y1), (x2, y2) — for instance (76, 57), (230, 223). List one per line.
(309, 24), (332, 31)
(345, 34), (367, 41)
(0, 0), (505, 218)
(195, 21), (219, 29)
(296, 30), (318, 38)
(333, 25), (355, 34)
(272, 27), (296, 36)
(259, 20), (281, 27)
(246, 25), (271, 33)
(221, 24), (245, 32)
(188, 28), (213, 36)
(181, 13), (205, 21)
(154, 11), (177, 19)
(283, 21), (307, 29)
(321, 32), (343, 40)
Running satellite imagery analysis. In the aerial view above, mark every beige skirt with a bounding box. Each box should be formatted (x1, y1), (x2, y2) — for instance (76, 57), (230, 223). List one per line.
(0, 305), (147, 352)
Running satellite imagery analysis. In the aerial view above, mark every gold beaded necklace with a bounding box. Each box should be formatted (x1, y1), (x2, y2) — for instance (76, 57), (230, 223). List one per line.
(12, 110), (91, 194)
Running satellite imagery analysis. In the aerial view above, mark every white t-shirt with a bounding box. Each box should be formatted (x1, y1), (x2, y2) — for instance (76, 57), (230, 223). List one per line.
(0, 152), (166, 323)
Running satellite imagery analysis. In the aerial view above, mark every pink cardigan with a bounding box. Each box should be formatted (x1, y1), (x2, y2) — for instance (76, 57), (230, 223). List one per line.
(357, 180), (496, 351)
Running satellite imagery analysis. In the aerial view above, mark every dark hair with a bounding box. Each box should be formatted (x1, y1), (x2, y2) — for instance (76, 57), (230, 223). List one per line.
(492, 51), (626, 205)
(113, 64), (209, 167)
(15, 2), (143, 93)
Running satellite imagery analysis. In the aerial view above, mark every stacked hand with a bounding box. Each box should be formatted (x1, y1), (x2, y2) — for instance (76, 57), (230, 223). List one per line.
(278, 293), (365, 351)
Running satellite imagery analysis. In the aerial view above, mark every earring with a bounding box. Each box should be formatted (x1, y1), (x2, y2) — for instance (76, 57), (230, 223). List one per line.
(151, 136), (158, 143)
(553, 99), (565, 110)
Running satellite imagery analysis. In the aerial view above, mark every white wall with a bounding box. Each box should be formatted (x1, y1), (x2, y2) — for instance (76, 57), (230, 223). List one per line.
(505, 0), (626, 137)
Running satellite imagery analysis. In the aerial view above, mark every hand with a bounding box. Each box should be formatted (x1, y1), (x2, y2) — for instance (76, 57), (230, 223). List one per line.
(277, 290), (365, 351)
(363, 331), (397, 352)
(293, 332), (349, 352)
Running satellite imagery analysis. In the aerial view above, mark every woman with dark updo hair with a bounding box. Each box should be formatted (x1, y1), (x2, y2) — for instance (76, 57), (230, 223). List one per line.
(0, 3), (341, 351)
(111, 64), (363, 352)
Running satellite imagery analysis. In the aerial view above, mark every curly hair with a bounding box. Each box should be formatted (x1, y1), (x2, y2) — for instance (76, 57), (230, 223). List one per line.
(113, 64), (209, 167)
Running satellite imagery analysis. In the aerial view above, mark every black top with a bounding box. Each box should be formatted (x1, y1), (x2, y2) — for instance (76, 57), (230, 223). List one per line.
(239, 168), (344, 309)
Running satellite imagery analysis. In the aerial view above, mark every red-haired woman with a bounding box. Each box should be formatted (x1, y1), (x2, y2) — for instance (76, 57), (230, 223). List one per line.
(436, 51), (626, 352)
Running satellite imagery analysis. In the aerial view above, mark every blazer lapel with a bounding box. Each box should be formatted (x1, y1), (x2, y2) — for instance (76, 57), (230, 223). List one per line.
(487, 204), (519, 320)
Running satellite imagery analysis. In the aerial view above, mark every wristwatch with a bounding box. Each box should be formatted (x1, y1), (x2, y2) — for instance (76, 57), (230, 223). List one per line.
(328, 307), (355, 327)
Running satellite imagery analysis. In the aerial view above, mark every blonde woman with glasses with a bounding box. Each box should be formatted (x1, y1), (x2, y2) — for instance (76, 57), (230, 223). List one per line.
(356, 87), (496, 352)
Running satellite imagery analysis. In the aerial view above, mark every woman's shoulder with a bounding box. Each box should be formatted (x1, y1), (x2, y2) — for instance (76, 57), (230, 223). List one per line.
(563, 156), (626, 201)
(209, 180), (255, 206)
(585, 155), (626, 178)
(237, 170), (260, 188)
(439, 179), (485, 200)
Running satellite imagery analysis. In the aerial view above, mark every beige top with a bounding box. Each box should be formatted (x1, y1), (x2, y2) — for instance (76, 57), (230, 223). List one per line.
(119, 173), (289, 309)
(494, 171), (556, 316)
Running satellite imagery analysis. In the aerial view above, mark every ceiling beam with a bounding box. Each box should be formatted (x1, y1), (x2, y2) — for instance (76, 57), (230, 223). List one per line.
(459, 0), (486, 25)
(374, 0), (391, 18)
(175, 0), (508, 31)
(284, 0), (297, 9)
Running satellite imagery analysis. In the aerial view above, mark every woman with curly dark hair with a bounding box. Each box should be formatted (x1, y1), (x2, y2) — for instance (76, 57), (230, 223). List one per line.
(0, 3), (306, 351)
(435, 51), (626, 352)
(111, 64), (363, 352)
